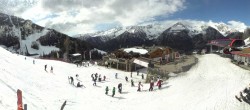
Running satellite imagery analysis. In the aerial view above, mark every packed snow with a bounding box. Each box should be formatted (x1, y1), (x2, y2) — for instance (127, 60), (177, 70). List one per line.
(1, 47), (250, 110)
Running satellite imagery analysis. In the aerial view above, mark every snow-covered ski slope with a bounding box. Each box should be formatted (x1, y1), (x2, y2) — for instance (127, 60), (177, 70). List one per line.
(1, 46), (250, 110)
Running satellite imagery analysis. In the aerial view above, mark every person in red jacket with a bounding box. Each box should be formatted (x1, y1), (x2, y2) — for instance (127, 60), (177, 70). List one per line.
(156, 79), (163, 89)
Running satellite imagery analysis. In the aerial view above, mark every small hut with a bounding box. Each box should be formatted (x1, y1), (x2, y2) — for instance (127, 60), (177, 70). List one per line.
(69, 53), (82, 63)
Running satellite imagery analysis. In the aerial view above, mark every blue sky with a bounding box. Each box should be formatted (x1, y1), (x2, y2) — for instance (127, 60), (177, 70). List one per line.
(164, 0), (250, 25)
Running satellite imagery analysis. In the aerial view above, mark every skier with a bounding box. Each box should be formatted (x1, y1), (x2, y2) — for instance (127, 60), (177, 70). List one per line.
(44, 64), (47, 72)
(76, 82), (83, 88)
(95, 73), (98, 79)
(243, 86), (250, 94)
(137, 82), (143, 92)
(149, 79), (154, 91)
(131, 79), (134, 87)
(115, 73), (118, 79)
(50, 66), (53, 73)
(91, 74), (94, 81)
(93, 77), (97, 86)
(103, 75), (106, 81)
(33, 60), (35, 64)
(130, 71), (132, 78)
(76, 74), (80, 82)
(105, 61), (108, 68)
(118, 83), (122, 93)
(142, 74), (144, 79)
(137, 71), (139, 76)
(156, 79), (163, 89)
(125, 76), (128, 82)
(105, 86), (109, 95)
(98, 74), (102, 82)
(112, 87), (116, 97)
(69, 76), (74, 85)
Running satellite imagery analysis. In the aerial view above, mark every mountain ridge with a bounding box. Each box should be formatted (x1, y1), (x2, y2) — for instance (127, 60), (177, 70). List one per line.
(76, 22), (237, 52)
(0, 13), (93, 59)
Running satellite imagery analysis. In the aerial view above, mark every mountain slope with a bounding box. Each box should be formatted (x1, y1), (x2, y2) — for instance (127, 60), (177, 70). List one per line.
(192, 26), (225, 50)
(1, 46), (250, 110)
(102, 29), (153, 51)
(157, 23), (194, 52)
(0, 13), (92, 58)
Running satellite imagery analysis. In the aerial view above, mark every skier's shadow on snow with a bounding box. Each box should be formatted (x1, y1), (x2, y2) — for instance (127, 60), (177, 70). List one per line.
(162, 82), (168, 85)
(107, 95), (126, 100)
(160, 85), (171, 90)
(98, 81), (105, 83)
(121, 92), (129, 94)
(94, 85), (102, 88)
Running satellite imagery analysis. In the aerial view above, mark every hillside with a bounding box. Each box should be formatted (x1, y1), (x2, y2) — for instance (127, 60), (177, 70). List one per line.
(0, 13), (92, 58)
(1, 46), (250, 110)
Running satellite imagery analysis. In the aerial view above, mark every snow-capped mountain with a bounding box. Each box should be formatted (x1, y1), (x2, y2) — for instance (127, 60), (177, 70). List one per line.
(1, 12), (246, 54)
(211, 23), (239, 36)
(77, 22), (232, 52)
(76, 24), (166, 41)
(76, 21), (246, 52)
(157, 22), (194, 52)
(76, 21), (242, 42)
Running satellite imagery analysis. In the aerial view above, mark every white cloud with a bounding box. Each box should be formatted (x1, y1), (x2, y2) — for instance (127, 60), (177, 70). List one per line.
(227, 20), (247, 32)
(156, 19), (249, 36)
(0, 0), (186, 36)
(4, 0), (248, 36)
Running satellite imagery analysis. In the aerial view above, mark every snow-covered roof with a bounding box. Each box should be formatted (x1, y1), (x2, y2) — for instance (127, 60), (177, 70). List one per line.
(124, 48), (148, 54)
(91, 48), (107, 55)
(244, 37), (250, 45)
(70, 53), (81, 56)
(133, 58), (149, 67)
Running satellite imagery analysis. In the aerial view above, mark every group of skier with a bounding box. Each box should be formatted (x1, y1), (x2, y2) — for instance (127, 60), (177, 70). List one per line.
(68, 74), (84, 88)
(91, 73), (106, 86)
(105, 83), (122, 97)
(66, 69), (165, 98)
(148, 78), (163, 91)
(77, 61), (90, 67)
(105, 86), (116, 97)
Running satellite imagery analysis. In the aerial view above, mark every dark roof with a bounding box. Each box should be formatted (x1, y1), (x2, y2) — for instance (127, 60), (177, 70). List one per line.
(207, 39), (244, 48)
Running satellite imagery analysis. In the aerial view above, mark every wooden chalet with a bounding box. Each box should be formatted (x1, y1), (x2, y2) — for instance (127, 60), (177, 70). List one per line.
(231, 48), (250, 66)
(102, 46), (181, 71)
(146, 46), (180, 64)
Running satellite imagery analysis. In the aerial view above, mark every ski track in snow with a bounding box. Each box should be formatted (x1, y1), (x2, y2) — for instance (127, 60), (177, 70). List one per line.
(1, 47), (250, 110)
